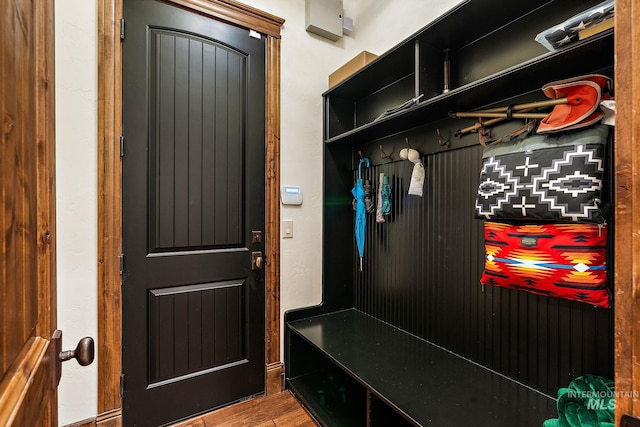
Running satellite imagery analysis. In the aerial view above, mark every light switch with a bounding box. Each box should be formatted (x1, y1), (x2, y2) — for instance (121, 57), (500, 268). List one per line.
(282, 220), (293, 239)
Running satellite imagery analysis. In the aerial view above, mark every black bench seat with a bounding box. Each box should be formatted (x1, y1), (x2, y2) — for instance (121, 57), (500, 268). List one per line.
(287, 308), (557, 426)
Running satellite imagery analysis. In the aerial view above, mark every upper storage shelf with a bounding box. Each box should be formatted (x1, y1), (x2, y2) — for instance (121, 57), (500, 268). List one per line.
(323, 0), (614, 145)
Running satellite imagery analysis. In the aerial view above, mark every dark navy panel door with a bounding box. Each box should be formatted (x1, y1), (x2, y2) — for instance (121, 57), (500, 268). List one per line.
(122, 0), (266, 425)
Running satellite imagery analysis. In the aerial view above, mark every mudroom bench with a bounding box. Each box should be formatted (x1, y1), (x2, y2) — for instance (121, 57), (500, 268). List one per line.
(287, 309), (556, 426)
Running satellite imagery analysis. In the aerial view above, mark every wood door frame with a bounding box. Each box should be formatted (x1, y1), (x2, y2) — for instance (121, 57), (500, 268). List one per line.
(97, 0), (284, 421)
(614, 0), (640, 423)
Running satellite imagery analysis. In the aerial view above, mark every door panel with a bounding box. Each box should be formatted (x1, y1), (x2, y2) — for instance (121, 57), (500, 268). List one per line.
(122, 0), (266, 425)
(1, 0), (40, 377)
(0, 0), (57, 426)
(149, 29), (245, 251)
(147, 280), (246, 385)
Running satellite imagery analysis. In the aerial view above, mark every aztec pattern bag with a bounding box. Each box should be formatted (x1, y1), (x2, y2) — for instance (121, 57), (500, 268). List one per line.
(481, 221), (609, 308)
(475, 125), (609, 223)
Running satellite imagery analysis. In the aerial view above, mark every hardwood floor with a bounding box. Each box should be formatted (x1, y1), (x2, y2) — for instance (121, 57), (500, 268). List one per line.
(170, 391), (318, 427)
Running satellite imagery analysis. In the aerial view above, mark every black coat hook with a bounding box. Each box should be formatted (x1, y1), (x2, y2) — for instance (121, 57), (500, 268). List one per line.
(436, 128), (450, 148)
(379, 145), (391, 160)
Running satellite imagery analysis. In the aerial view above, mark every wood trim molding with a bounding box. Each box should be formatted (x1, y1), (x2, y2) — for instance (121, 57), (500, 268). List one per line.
(265, 35), (282, 393)
(63, 417), (97, 427)
(64, 418), (96, 427)
(163, 0), (284, 38)
(97, 0), (284, 415)
(266, 362), (284, 396)
(36, 2), (57, 425)
(0, 338), (52, 427)
(95, 408), (122, 427)
(614, 0), (640, 422)
(98, 0), (123, 414)
(36, 0), (57, 341)
(61, 408), (122, 427)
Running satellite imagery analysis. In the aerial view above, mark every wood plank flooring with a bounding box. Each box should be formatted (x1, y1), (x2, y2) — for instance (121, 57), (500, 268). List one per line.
(170, 391), (318, 427)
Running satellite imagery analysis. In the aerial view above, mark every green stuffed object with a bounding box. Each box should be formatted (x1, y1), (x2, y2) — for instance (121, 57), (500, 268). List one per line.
(543, 375), (614, 427)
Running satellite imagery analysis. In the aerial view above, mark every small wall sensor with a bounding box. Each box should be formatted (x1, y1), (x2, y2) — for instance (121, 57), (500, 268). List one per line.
(343, 15), (354, 36)
(281, 186), (303, 205)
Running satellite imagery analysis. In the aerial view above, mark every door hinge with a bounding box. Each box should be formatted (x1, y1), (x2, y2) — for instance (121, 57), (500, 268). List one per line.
(120, 18), (125, 40)
(119, 253), (124, 275)
(119, 135), (124, 157)
(120, 373), (125, 397)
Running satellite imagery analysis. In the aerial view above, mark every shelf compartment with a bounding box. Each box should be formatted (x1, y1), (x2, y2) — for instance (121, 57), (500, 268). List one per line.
(324, 30), (612, 145)
(325, 74), (415, 140)
(288, 330), (367, 427)
(325, 0), (607, 97)
(413, 0), (606, 90)
(323, 0), (614, 145)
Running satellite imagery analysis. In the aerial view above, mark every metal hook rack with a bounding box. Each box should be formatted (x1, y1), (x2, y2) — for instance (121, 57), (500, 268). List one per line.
(379, 145), (391, 160)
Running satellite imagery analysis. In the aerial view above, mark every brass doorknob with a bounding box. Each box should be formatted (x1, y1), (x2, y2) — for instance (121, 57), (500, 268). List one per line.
(60, 337), (95, 366)
(251, 251), (264, 270)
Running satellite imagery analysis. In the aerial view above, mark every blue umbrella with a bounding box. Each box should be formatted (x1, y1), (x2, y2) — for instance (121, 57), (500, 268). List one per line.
(352, 157), (371, 271)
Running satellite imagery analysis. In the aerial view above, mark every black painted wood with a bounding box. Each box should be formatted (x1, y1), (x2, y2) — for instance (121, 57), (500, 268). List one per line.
(150, 30), (244, 251)
(289, 309), (557, 426)
(122, 0), (265, 425)
(147, 282), (246, 384)
(350, 144), (613, 397)
(323, 0), (613, 145)
(285, 143), (355, 323)
(622, 415), (640, 427)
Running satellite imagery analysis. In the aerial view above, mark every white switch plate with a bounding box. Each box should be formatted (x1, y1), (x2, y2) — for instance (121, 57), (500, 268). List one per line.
(282, 220), (293, 239)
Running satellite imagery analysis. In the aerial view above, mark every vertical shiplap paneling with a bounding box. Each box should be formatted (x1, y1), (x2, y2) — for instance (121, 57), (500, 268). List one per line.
(149, 30), (246, 251)
(173, 35), (190, 248)
(148, 282), (246, 384)
(173, 292), (189, 374)
(188, 290), (203, 371)
(156, 292), (175, 380)
(353, 144), (613, 396)
(214, 48), (229, 244)
(201, 289), (216, 366)
(225, 284), (244, 362)
(201, 43), (217, 247)
(227, 53), (243, 244)
(214, 285), (229, 363)
(156, 32), (176, 249)
(188, 39), (204, 247)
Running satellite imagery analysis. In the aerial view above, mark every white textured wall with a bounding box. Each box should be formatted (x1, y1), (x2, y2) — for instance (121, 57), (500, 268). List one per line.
(53, 0), (462, 424)
(55, 0), (99, 425)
